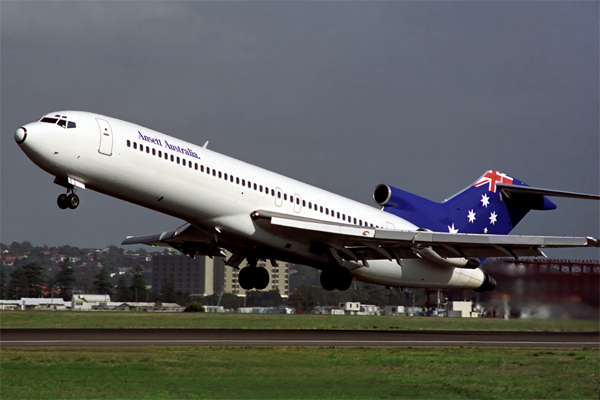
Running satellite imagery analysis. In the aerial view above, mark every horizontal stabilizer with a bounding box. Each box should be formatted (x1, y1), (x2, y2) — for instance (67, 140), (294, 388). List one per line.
(497, 183), (600, 200)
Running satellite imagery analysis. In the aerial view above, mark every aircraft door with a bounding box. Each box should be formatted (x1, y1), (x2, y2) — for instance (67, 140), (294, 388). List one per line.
(96, 118), (113, 156)
(294, 194), (302, 214)
(386, 222), (395, 229)
(275, 187), (283, 207)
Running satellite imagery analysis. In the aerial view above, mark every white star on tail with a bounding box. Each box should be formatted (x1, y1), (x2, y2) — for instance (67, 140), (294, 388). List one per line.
(448, 223), (459, 233)
(489, 211), (497, 225)
(484, 227), (488, 234)
(481, 193), (490, 208)
(467, 209), (476, 223)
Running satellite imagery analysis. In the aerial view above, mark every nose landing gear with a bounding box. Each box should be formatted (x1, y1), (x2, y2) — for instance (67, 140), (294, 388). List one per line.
(57, 191), (79, 210)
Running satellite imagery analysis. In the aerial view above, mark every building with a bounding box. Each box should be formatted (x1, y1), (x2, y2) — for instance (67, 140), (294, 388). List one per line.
(152, 253), (225, 296)
(152, 253), (290, 298)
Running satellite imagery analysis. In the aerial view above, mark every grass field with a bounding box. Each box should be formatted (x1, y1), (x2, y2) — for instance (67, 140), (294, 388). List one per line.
(1, 311), (599, 331)
(1, 347), (598, 399)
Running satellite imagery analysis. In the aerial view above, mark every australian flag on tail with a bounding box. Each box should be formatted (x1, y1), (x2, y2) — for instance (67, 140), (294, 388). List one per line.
(380, 170), (557, 235)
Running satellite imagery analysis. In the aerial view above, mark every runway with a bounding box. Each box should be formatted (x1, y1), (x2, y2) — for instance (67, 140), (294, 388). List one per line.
(1, 329), (598, 348)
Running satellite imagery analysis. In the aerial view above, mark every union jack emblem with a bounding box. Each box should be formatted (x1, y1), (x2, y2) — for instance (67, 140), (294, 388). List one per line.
(473, 170), (513, 192)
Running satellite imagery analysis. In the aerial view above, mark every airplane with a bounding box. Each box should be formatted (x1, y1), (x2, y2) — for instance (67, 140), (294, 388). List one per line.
(14, 111), (599, 293)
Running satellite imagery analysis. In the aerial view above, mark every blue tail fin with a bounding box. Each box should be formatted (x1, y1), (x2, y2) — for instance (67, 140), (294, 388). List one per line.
(377, 170), (557, 234)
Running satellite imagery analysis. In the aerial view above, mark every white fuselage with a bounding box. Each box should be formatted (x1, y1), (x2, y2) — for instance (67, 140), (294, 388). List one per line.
(16, 111), (487, 290)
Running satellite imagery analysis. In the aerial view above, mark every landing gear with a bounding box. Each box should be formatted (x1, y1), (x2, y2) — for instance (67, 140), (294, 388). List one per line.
(238, 258), (270, 290)
(320, 267), (353, 291)
(57, 192), (79, 210)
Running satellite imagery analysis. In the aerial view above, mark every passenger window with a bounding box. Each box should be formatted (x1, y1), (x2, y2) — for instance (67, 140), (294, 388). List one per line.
(342, 214), (345, 221)
(127, 140), (131, 147)
(67, 121), (76, 129)
(164, 153), (168, 160)
(284, 194), (287, 201)
(182, 159), (186, 166)
(271, 189), (275, 196)
(259, 185), (263, 192)
(207, 167), (211, 174)
(337, 212), (340, 219)
(353, 218), (357, 224)
(140, 145), (144, 151)
(158, 151), (162, 157)
(177, 157), (180, 164)
(224, 173), (228, 180)
(195, 163), (198, 170)
(302, 200), (306, 207)
(308, 202), (312, 208)
(320, 206), (323, 213)
(213, 170), (216, 177)
(147, 147), (150, 154)
(253, 183), (257, 190)
(296, 198), (300, 205)
(171, 155), (174, 162)
(290, 196), (294, 203)
(201, 165), (204, 172)
(230, 176), (234, 182)
(236, 177), (240, 184)
(133, 142), (137, 149)
(242, 179), (245, 185)
(325, 208), (329, 215)
(218, 171), (222, 178)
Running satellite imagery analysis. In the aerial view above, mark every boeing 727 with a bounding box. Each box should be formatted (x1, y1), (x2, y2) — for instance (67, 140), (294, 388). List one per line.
(15, 111), (600, 292)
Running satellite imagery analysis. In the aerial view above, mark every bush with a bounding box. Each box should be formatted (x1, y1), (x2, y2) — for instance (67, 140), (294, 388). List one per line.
(184, 302), (205, 312)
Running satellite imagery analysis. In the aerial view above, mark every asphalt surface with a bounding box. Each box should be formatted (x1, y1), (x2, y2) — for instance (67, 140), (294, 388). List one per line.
(1, 329), (598, 348)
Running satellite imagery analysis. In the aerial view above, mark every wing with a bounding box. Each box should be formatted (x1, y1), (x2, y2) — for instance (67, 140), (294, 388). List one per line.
(122, 223), (225, 258)
(250, 210), (599, 263)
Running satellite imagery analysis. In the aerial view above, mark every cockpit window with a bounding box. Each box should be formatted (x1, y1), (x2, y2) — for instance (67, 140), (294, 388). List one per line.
(40, 116), (77, 129)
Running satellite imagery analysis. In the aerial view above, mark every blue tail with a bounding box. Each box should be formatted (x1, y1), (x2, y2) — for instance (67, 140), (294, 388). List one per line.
(375, 170), (557, 234)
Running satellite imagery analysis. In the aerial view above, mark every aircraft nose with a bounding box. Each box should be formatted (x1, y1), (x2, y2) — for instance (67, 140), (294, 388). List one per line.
(15, 127), (27, 144)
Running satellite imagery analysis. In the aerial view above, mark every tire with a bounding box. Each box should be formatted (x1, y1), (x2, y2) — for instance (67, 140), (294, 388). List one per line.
(57, 194), (69, 209)
(254, 267), (270, 290)
(238, 267), (255, 290)
(68, 194), (79, 209)
(320, 269), (336, 291)
(335, 267), (353, 291)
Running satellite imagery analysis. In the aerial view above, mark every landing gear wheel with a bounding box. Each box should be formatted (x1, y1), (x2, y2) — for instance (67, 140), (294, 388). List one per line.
(254, 267), (270, 290)
(320, 269), (336, 291)
(67, 193), (79, 209)
(238, 267), (255, 290)
(57, 193), (69, 209)
(335, 267), (353, 291)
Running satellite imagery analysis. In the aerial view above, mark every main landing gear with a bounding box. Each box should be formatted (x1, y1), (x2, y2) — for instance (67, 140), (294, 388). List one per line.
(320, 267), (353, 291)
(238, 258), (270, 290)
(57, 191), (79, 210)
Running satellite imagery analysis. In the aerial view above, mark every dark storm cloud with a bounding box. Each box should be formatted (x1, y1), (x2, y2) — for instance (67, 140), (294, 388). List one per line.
(1, 1), (598, 259)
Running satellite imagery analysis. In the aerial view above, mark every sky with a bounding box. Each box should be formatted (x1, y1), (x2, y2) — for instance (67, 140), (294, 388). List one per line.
(1, 1), (598, 260)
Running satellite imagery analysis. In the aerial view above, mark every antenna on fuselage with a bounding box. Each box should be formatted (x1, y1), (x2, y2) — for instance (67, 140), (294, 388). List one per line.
(202, 141), (209, 149)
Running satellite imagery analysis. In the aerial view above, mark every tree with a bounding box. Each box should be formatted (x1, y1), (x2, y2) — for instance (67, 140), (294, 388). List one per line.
(46, 276), (57, 299)
(0, 266), (9, 300)
(115, 274), (131, 302)
(8, 267), (29, 299)
(160, 274), (177, 303)
(94, 268), (112, 295)
(21, 263), (44, 297)
(288, 285), (325, 314)
(55, 258), (75, 300)
(130, 265), (147, 302)
(246, 289), (283, 307)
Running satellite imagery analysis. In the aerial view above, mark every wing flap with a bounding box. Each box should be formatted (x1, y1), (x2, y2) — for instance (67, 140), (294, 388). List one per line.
(253, 209), (598, 262)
